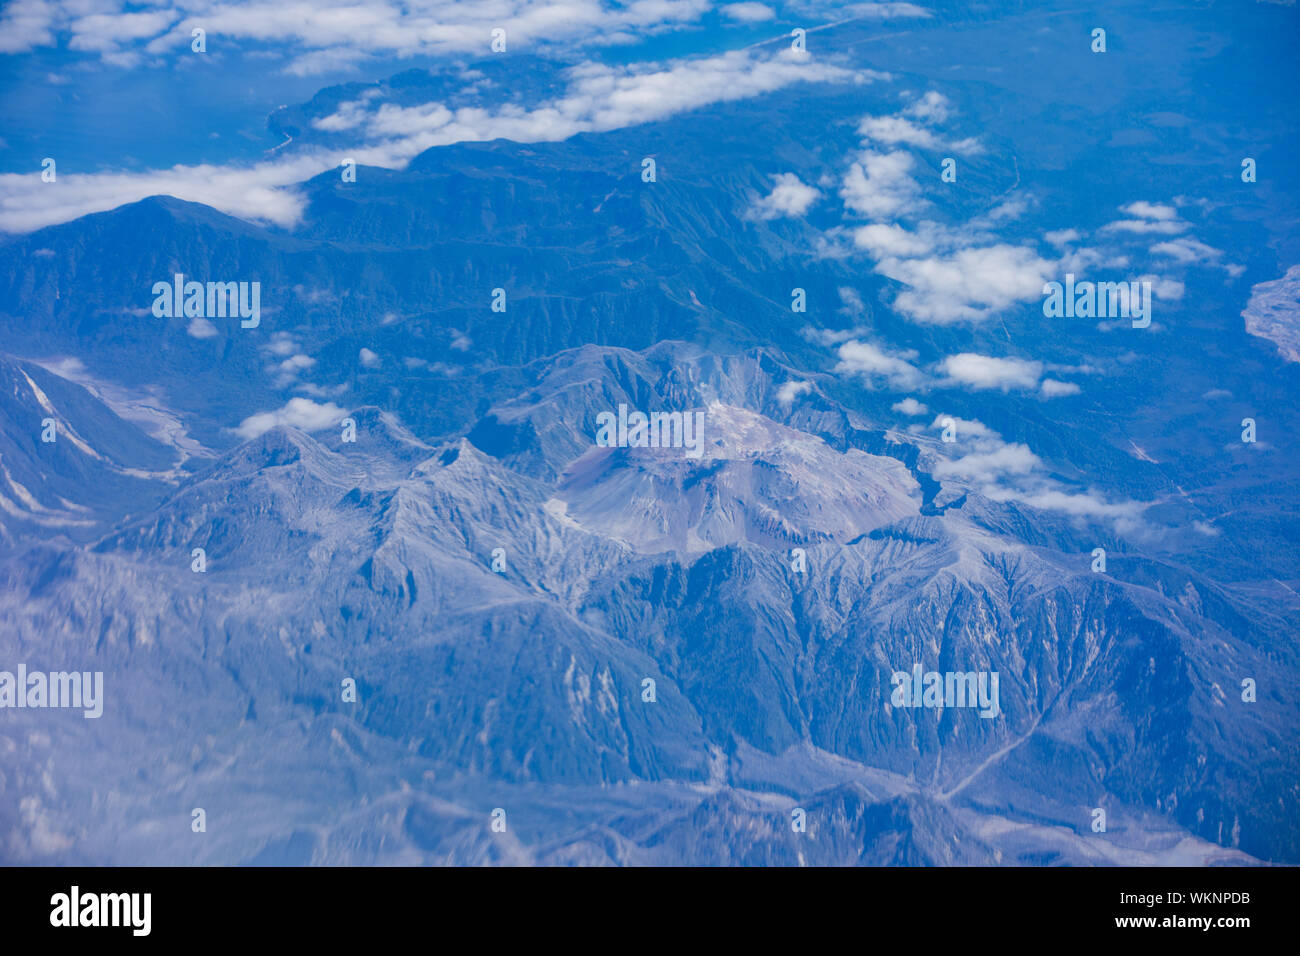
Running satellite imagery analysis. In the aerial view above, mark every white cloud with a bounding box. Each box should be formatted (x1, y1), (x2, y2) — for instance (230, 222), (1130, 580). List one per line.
(0, 154), (326, 233)
(856, 115), (942, 149)
(853, 2), (930, 17)
(265, 333), (301, 357)
(311, 97), (375, 132)
(834, 339), (922, 388)
(1150, 237), (1222, 264)
(1149, 238), (1242, 277)
(928, 414), (997, 441)
(721, 2), (775, 21)
(791, 2), (931, 21)
(837, 286), (866, 315)
(855, 89), (978, 154)
(275, 354), (316, 376)
(938, 352), (1043, 391)
(68, 10), (177, 57)
(856, 114), (978, 153)
(0, 48), (879, 233)
(1139, 273), (1184, 301)
(922, 413), (1144, 528)
(6, 1), (722, 65)
(980, 486), (1145, 524)
(891, 397), (927, 415)
(1039, 378), (1080, 397)
(1120, 200), (1178, 221)
(852, 222), (934, 258)
(751, 173), (820, 219)
(933, 442), (1041, 481)
(0, 0), (58, 54)
(348, 49), (875, 145)
(1103, 218), (1188, 235)
(931, 353), (1081, 397)
(1043, 228), (1081, 247)
(974, 197), (1028, 225)
(186, 317), (218, 339)
(359, 347), (380, 368)
(801, 324), (869, 346)
(236, 397), (347, 439)
(776, 380), (812, 406)
(903, 90), (949, 123)
(840, 149), (921, 220)
(878, 243), (1056, 324)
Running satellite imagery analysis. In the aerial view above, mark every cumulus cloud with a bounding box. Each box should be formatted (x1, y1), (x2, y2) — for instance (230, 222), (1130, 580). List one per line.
(68, 9), (177, 64)
(1149, 237), (1243, 277)
(878, 243), (1057, 324)
(854, 89), (978, 155)
(933, 442), (1042, 480)
(1120, 200), (1178, 221)
(359, 347), (380, 368)
(750, 173), (820, 219)
(904, 90), (950, 123)
(856, 115), (941, 149)
(1150, 237), (1223, 264)
(931, 353), (1081, 397)
(938, 352), (1043, 391)
(1139, 273), (1184, 301)
(0, 0), (59, 54)
(721, 2), (775, 21)
(892, 396), (928, 415)
(839, 91), (978, 220)
(776, 380), (813, 406)
(1039, 378), (1081, 397)
(260, 333), (317, 385)
(236, 397), (347, 439)
(831, 98), (1056, 326)
(836, 286), (867, 316)
(833, 339), (922, 388)
(852, 222), (935, 257)
(265, 332), (302, 358)
(1043, 228), (1081, 247)
(1103, 201), (1189, 235)
(274, 353), (315, 375)
(186, 317), (218, 339)
(856, 115), (978, 153)
(928, 413), (997, 441)
(840, 149), (922, 220)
